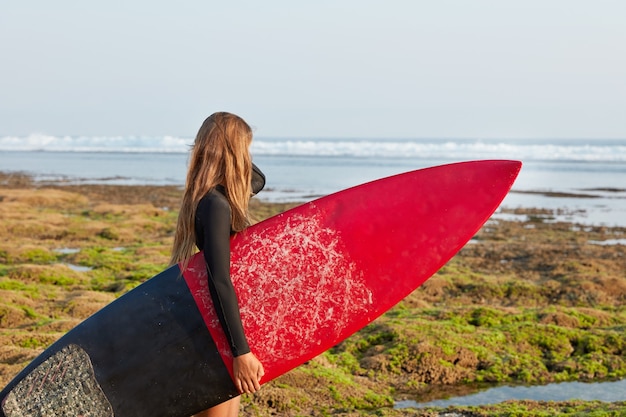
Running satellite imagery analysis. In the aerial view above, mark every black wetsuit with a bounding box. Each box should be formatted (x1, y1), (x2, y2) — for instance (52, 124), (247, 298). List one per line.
(193, 164), (265, 357)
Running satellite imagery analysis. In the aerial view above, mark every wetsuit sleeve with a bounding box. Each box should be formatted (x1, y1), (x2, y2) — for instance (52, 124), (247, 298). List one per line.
(195, 192), (251, 357)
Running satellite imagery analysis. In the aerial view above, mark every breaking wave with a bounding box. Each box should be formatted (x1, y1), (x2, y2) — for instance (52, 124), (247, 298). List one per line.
(1, 134), (625, 162)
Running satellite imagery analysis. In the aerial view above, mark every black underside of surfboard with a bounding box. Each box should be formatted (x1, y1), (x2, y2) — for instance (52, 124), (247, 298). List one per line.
(0, 265), (239, 417)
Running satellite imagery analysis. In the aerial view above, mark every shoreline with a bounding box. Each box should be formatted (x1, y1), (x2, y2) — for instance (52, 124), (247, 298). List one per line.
(1, 172), (625, 416)
(3, 169), (626, 225)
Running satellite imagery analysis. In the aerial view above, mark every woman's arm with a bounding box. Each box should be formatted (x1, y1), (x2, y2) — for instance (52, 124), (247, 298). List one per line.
(196, 191), (250, 357)
(196, 190), (265, 392)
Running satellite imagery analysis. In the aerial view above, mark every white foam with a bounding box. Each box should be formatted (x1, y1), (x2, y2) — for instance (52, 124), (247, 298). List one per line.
(1, 135), (625, 162)
(0, 134), (190, 153)
(252, 139), (626, 161)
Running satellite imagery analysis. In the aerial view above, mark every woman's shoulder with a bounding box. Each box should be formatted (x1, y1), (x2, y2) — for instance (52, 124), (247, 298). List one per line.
(197, 187), (230, 214)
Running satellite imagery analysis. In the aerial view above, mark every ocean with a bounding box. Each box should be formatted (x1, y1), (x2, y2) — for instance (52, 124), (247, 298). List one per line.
(1, 135), (625, 227)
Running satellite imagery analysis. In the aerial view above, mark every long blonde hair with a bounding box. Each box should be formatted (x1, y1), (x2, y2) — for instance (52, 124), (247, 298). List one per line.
(170, 112), (253, 268)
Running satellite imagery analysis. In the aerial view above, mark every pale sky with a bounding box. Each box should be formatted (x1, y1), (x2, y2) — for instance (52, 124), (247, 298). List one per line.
(1, 1), (625, 139)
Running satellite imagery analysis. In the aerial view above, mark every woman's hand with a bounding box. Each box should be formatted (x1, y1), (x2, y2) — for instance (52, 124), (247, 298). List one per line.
(232, 352), (265, 394)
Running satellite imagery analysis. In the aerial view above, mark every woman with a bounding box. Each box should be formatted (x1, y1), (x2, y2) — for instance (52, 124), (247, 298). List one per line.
(170, 112), (265, 417)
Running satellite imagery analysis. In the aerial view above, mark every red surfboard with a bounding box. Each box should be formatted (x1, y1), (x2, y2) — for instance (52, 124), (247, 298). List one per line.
(1, 160), (521, 417)
(184, 159), (522, 383)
